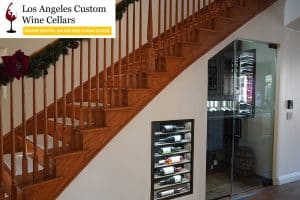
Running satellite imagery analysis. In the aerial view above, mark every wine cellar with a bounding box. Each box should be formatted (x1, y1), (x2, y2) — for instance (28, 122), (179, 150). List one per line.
(151, 119), (194, 200)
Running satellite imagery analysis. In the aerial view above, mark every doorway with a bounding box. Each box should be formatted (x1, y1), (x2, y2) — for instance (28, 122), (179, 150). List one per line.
(206, 40), (277, 200)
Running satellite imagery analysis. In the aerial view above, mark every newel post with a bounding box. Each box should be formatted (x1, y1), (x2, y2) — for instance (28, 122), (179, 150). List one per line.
(145, 0), (156, 71)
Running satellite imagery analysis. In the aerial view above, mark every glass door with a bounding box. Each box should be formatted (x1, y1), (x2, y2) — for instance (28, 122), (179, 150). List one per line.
(206, 39), (277, 199)
(232, 40), (276, 196)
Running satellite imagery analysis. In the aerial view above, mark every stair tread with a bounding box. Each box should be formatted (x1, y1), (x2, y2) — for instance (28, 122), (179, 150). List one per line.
(4, 153), (44, 176)
(89, 87), (127, 91)
(195, 27), (218, 33)
(73, 102), (104, 108)
(26, 135), (62, 150)
(48, 118), (88, 127)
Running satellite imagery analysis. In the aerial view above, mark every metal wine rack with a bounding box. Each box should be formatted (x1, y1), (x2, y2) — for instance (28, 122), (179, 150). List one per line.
(151, 119), (194, 200)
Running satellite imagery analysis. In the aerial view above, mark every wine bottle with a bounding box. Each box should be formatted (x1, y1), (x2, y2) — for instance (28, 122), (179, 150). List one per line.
(158, 159), (166, 165)
(159, 175), (182, 185)
(166, 155), (184, 164)
(161, 125), (185, 133)
(156, 188), (183, 198)
(157, 155), (183, 165)
(159, 146), (183, 155)
(157, 166), (182, 176)
(159, 135), (182, 143)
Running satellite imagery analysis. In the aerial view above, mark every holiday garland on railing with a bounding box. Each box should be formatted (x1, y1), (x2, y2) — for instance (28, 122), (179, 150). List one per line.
(0, 0), (140, 86)
(116, 0), (140, 20)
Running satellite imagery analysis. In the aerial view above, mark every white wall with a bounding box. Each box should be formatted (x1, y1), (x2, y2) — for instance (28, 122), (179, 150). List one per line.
(284, 0), (300, 30)
(275, 28), (300, 184)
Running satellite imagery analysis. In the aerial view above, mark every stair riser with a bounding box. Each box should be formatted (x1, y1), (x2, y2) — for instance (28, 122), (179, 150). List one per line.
(162, 56), (185, 77)
(65, 106), (95, 123)
(15, 136), (45, 167)
(146, 73), (170, 89)
(91, 74), (147, 89)
(3, 135), (23, 155)
(47, 122), (72, 146)
(82, 130), (107, 151)
(215, 17), (241, 34)
(104, 109), (131, 128)
(21, 177), (63, 200)
(127, 90), (152, 107)
(74, 89), (128, 106)
(65, 106), (106, 127)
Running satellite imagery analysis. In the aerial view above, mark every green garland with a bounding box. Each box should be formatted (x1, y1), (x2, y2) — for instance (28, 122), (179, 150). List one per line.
(0, 0), (140, 86)
(0, 39), (81, 85)
(116, 0), (140, 20)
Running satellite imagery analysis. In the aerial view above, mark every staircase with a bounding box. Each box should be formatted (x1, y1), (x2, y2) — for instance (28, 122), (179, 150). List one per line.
(0, 0), (277, 199)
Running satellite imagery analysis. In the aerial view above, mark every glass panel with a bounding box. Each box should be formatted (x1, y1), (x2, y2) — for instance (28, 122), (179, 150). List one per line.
(232, 40), (276, 195)
(206, 43), (235, 200)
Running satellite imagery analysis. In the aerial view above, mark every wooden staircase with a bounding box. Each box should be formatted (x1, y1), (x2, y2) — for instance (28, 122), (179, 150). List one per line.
(0, 0), (277, 199)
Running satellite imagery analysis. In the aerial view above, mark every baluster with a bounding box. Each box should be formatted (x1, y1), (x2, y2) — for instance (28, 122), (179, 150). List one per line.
(53, 63), (58, 154)
(147, 0), (153, 48)
(139, 0), (142, 65)
(138, 0), (143, 86)
(240, 0), (246, 7)
(79, 41), (83, 127)
(209, 0), (216, 29)
(103, 39), (108, 108)
(198, 0), (201, 12)
(169, 0), (173, 55)
(181, 0), (185, 41)
(175, 0), (179, 40)
(111, 39), (115, 106)
(186, 0), (190, 41)
(118, 21), (123, 106)
(32, 79), (39, 181)
(88, 39), (92, 126)
(21, 78), (28, 183)
(0, 88), (3, 199)
(10, 82), (17, 197)
(226, 0), (232, 18)
(71, 48), (75, 148)
(43, 74), (49, 177)
(62, 55), (67, 151)
(164, 0), (167, 55)
(132, 1), (136, 63)
(132, 1), (137, 88)
(126, 11), (130, 88)
(193, 0), (196, 21)
(96, 39), (100, 108)
(157, 0), (162, 71)
(144, 0), (155, 72)
(192, 0), (196, 41)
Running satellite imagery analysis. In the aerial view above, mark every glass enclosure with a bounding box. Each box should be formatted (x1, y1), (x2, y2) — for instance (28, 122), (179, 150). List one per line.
(206, 39), (276, 199)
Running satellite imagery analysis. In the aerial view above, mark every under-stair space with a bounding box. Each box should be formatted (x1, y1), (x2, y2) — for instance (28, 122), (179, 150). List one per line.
(0, 0), (277, 199)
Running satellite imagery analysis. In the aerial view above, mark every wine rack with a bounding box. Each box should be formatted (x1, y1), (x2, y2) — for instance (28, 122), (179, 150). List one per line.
(151, 119), (194, 200)
(238, 49), (256, 117)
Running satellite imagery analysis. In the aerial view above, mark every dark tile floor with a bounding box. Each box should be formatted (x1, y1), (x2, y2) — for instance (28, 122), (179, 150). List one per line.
(232, 181), (300, 200)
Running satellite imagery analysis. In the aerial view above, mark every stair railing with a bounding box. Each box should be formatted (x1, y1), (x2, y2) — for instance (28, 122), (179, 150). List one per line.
(0, 0), (274, 198)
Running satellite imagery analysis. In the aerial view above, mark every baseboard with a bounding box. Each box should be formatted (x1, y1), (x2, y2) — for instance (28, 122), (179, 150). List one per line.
(275, 172), (300, 185)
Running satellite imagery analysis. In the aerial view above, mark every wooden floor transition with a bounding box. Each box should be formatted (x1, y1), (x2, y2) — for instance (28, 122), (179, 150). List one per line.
(226, 181), (300, 200)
